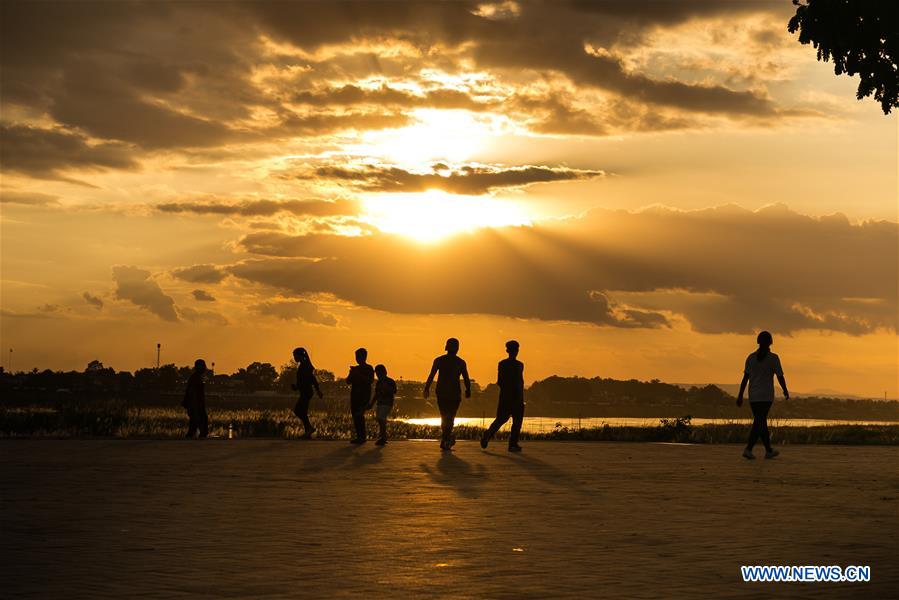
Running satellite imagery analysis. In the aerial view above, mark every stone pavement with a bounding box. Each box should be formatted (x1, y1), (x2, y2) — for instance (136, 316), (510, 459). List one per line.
(1, 440), (896, 598)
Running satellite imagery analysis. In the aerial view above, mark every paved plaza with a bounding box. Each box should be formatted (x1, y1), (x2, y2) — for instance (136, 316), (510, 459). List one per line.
(2, 440), (896, 598)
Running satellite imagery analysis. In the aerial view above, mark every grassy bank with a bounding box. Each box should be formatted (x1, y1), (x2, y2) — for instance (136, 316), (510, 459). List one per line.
(2, 404), (899, 444)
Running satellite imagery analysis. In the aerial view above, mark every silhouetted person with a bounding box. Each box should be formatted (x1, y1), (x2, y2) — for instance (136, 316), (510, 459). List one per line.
(737, 331), (789, 459)
(346, 347), (374, 444)
(424, 338), (471, 450)
(369, 364), (397, 446)
(182, 359), (208, 439)
(291, 347), (322, 439)
(481, 340), (525, 452)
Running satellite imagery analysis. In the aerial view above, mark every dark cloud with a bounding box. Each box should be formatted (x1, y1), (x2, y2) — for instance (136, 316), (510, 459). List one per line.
(192, 289), (216, 302)
(587, 291), (670, 329)
(273, 111), (412, 137)
(474, 40), (779, 117)
(228, 205), (897, 334)
(0, 0), (798, 169)
(249, 1), (785, 117)
(112, 266), (178, 322)
(82, 292), (104, 310)
(171, 264), (228, 284)
(158, 198), (357, 217)
(1, 2), (255, 149)
(0, 125), (136, 178)
(515, 92), (697, 136)
(0, 190), (60, 206)
(0, 309), (52, 320)
(564, 0), (772, 23)
(249, 300), (338, 327)
(314, 163), (604, 195)
(293, 84), (495, 112)
(248, 221), (285, 231)
(243, 1), (482, 51)
(178, 306), (228, 325)
(48, 61), (233, 150)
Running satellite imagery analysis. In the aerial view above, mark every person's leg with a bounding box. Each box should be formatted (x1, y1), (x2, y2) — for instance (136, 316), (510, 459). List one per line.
(295, 395), (314, 435)
(437, 395), (460, 447)
(198, 405), (209, 438)
(486, 400), (511, 440)
(378, 404), (390, 442)
(352, 401), (367, 441)
(481, 401), (509, 448)
(437, 396), (450, 446)
(186, 406), (197, 438)
(746, 403), (763, 450)
(301, 413), (314, 434)
(446, 397), (460, 445)
(509, 401), (524, 448)
(757, 402), (773, 452)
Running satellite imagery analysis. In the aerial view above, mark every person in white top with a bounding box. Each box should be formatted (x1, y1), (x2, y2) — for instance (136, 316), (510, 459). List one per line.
(737, 331), (789, 459)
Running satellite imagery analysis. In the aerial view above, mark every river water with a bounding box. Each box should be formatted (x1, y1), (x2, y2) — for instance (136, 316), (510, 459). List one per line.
(399, 416), (899, 433)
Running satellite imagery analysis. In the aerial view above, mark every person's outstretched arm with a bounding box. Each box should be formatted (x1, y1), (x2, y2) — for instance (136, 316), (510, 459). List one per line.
(736, 372), (749, 407)
(462, 360), (471, 398)
(423, 359), (438, 398)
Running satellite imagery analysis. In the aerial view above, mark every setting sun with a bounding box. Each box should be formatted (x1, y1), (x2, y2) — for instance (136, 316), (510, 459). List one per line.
(362, 189), (531, 242)
(353, 109), (495, 166)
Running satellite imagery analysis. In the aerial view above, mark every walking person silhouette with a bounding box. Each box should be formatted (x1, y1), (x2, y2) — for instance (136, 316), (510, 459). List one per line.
(346, 347), (374, 444)
(182, 359), (209, 439)
(737, 331), (789, 459)
(481, 340), (525, 452)
(291, 347), (322, 439)
(424, 338), (471, 451)
(369, 364), (397, 445)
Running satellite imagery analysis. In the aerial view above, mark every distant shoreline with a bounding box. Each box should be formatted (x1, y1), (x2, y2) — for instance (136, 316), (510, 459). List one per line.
(3, 407), (898, 445)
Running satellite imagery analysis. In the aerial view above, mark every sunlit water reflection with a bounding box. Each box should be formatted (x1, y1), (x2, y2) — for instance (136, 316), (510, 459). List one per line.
(399, 416), (899, 433)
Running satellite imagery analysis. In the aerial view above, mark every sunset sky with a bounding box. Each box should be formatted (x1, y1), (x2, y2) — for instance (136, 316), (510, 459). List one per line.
(1, 1), (896, 397)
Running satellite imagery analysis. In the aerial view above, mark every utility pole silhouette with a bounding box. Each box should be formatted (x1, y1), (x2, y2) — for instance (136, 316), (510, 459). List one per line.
(156, 343), (161, 369)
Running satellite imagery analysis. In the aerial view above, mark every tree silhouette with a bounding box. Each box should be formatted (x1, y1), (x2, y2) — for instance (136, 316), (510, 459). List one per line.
(276, 362), (297, 392)
(237, 362), (278, 392)
(85, 360), (105, 373)
(788, 0), (898, 114)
